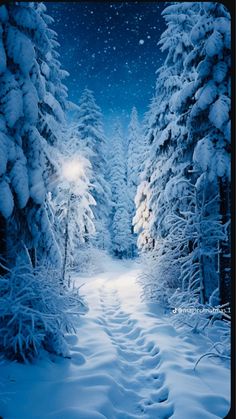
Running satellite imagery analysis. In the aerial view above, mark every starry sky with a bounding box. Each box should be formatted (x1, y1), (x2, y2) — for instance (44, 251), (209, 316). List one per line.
(46, 1), (166, 130)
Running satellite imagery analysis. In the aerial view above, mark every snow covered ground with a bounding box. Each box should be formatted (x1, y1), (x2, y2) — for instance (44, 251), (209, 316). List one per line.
(0, 258), (230, 419)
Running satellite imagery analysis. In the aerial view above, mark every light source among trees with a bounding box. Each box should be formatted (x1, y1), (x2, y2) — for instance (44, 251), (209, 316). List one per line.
(61, 156), (92, 285)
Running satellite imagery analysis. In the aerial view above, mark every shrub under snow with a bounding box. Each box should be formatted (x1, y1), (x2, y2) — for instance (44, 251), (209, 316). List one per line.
(0, 257), (86, 362)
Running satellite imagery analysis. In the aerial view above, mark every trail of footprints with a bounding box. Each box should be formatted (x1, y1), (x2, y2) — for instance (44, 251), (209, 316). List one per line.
(98, 288), (174, 419)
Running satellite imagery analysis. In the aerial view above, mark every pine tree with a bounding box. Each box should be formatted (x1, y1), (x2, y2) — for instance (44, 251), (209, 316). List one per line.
(127, 107), (143, 256)
(0, 3), (69, 268)
(75, 89), (111, 250)
(109, 122), (130, 258)
(52, 124), (96, 275)
(0, 3), (82, 361)
(134, 2), (199, 255)
(187, 2), (231, 304)
(133, 99), (156, 252)
(135, 2), (231, 307)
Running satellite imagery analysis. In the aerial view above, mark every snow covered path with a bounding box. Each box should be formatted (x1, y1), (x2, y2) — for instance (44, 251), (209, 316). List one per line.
(0, 259), (230, 419)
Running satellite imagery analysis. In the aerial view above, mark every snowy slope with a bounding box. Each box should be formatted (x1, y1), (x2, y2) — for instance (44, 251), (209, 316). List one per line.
(0, 259), (230, 419)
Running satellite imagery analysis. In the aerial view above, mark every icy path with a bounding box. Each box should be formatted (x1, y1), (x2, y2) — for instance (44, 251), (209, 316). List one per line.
(0, 259), (230, 419)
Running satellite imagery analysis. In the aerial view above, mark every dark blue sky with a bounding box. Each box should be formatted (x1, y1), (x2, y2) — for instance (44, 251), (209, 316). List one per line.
(46, 1), (166, 130)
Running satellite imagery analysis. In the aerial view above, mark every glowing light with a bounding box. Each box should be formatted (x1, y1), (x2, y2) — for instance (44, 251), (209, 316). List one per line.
(61, 158), (85, 182)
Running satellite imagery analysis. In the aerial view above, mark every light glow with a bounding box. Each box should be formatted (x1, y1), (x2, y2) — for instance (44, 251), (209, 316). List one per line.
(61, 158), (85, 183)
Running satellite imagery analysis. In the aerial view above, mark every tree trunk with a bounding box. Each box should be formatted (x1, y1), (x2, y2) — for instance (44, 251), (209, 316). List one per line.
(219, 177), (231, 305)
(29, 248), (37, 268)
(62, 193), (71, 285)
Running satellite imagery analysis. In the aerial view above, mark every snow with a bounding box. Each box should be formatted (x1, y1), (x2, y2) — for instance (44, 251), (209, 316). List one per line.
(0, 131), (8, 175)
(171, 81), (196, 113)
(44, 92), (65, 123)
(1, 72), (23, 128)
(214, 17), (231, 40)
(195, 81), (217, 110)
(0, 179), (14, 218)
(6, 26), (35, 75)
(9, 147), (29, 209)
(22, 79), (39, 124)
(197, 58), (212, 80)
(190, 18), (214, 45)
(29, 167), (46, 204)
(213, 61), (228, 84)
(11, 6), (42, 31)
(0, 259), (230, 419)
(209, 95), (230, 130)
(205, 30), (224, 58)
(41, 61), (51, 79)
(139, 39), (144, 45)
(193, 137), (214, 173)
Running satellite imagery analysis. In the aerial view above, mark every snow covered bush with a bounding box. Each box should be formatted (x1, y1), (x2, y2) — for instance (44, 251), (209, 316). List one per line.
(169, 286), (231, 367)
(138, 250), (182, 305)
(0, 255), (86, 362)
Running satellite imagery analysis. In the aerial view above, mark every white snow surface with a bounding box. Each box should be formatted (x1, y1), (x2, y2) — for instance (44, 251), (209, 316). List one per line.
(0, 258), (230, 419)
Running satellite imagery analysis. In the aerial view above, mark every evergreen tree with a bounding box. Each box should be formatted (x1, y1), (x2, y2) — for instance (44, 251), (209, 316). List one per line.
(127, 107), (142, 256)
(134, 2), (231, 306)
(109, 122), (130, 258)
(134, 2), (199, 255)
(187, 2), (231, 304)
(75, 89), (111, 250)
(166, 1), (231, 304)
(0, 3), (68, 268)
(0, 3), (82, 360)
(52, 124), (96, 275)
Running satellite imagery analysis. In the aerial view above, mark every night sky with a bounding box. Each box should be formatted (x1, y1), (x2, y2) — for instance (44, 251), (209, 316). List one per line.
(46, 1), (166, 130)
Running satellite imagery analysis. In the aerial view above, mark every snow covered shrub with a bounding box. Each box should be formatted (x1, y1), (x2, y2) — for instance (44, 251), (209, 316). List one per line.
(0, 257), (86, 362)
(168, 287), (231, 366)
(138, 250), (182, 306)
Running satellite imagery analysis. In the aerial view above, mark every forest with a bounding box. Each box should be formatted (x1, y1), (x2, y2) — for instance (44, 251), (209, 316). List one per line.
(0, 2), (232, 419)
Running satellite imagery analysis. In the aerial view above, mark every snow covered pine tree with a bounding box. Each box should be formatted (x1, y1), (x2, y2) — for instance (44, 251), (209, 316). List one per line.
(52, 124), (96, 275)
(75, 89), (111, 251)
(127, 107), (143, 257)
(0, 3), (81, 361)
(188, 2), (231, 305)
(0, 2), (67, 267)
(134, 2), (231, 307)
(109, 122), (131, 258)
